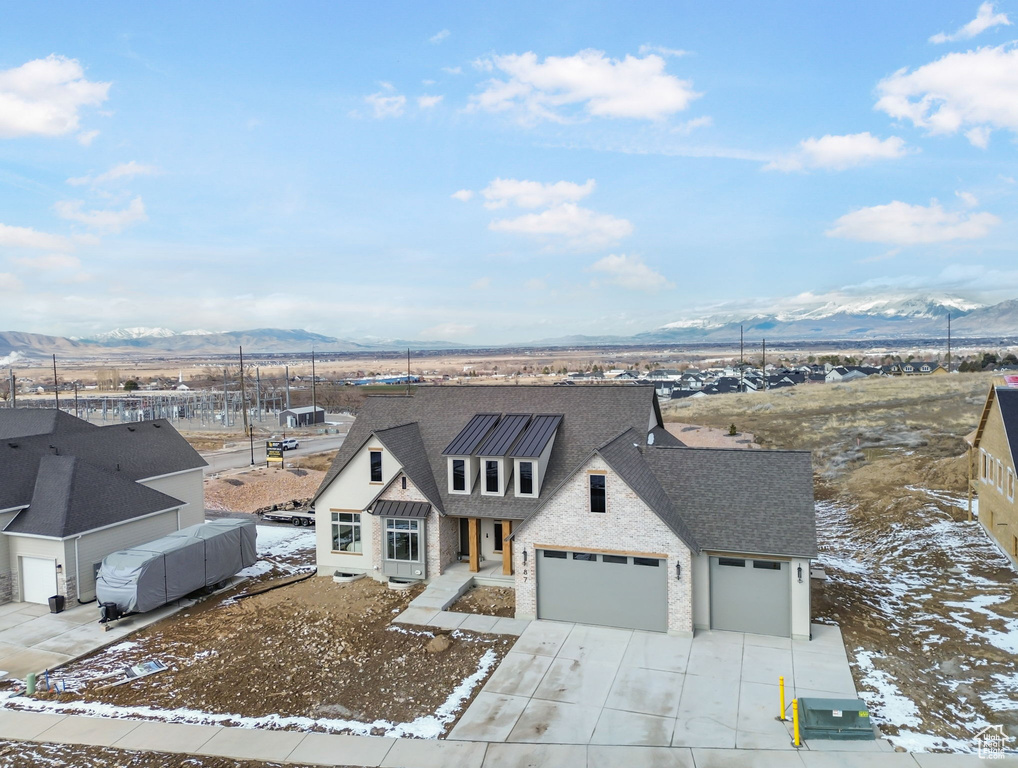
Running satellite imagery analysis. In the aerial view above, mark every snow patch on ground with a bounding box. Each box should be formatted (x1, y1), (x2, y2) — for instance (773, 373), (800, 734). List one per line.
(853, 650), (921, 729)
(237, 525), (315, 577)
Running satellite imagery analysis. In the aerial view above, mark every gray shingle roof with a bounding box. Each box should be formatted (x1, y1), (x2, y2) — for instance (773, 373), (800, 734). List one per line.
(5, 454), (183, 538)
(375, 422), (445, 513)
(644, 447), (816, 558)
(315, 386), (663, 520)
(0, 408), (96, 440)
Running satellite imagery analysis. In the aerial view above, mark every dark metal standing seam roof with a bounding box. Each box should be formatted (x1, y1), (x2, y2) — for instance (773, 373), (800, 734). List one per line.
(996, 388), (1018, 465)
(372, 500), (431, 518)
(477, 414), (531, 456)
(510, 415), (563, 458)
(443, 413), (500, 455)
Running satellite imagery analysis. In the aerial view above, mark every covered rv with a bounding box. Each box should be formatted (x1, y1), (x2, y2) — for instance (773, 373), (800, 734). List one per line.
(96, 519), (257, 614)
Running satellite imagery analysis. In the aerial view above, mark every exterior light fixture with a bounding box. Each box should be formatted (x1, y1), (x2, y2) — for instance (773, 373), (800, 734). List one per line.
(797, 565), (803, 583)
(523, 549), (528, 564)
(675, 562), (681, 580)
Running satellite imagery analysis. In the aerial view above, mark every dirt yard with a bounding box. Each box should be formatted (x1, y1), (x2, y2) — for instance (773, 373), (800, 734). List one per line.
(204, 467), (326, 513)
(0, 741), (340, 768)
(449, 586), (516, 618)
(665, 372), (1018, 751)
(13, 528), (513, 739)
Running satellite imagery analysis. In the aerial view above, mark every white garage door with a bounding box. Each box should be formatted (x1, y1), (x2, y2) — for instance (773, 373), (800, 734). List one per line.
(21, 557), (57, 605)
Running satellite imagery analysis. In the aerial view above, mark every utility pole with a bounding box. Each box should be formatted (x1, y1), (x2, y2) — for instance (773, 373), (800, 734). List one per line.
(240, 346), (253, 466)
(255, 367), (262, 422)
(74, 382), (79, 419)
(7, 368), (14, 408)
(285, 365), (291, 410)
(762, 338), (767, 391)
(406, 348), (411, 396)
(223, 367), (229, 427)
(311, 350), (317, 420)
(947, 313), (952, 373)
(740, 325), (745, 392)
(52, 354), (59, 409)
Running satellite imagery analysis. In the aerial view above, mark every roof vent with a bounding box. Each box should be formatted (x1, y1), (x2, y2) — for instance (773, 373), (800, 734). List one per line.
(49, 445), (58, 455)
(127, 426), (135, 432)
(153, 423), (161, 428)
(648, 432), (655, 445)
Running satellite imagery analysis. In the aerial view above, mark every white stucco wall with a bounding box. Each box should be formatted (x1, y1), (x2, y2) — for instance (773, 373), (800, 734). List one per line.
(512, 454), (694, 635)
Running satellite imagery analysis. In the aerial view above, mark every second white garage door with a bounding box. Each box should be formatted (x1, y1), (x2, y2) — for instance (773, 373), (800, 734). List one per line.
(21, 556), (57, 605)
(536, 549), (668, 632)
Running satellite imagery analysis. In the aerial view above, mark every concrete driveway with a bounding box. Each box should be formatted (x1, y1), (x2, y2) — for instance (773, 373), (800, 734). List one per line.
(450, 621), (889, 752)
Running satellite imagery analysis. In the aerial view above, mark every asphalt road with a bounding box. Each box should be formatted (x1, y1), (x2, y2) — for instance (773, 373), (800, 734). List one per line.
(201, 433), (348, 475)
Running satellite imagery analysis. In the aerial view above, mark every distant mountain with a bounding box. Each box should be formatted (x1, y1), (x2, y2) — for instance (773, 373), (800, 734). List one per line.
(79, 327), (182, 342)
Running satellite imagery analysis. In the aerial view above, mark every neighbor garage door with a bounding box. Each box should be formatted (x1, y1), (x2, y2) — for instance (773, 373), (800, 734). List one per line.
(21, 556), (57, 605)
(710, 556), (790, 637)
(536, 549), (667, 632)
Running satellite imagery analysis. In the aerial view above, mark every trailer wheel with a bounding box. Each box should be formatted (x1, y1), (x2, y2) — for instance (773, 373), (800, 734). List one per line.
(300, 517), (311, 527)
(291, 516), (302, 526)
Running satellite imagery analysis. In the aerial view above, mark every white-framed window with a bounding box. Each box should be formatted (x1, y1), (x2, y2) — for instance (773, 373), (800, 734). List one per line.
(589, 472), (606, 513)
(386, 518), (421, 562)
(485, 460), (499, 493)
(369, 450), (382, 483)
(998, 460), (1004, 491)
(518, 461), (535, 496)
(452, 459), (466, 492)
(1008, 468), (1015, 501)
(493, 521), (504, 554)
(982, 450), (988, 480)
(331, 511), (362, 553)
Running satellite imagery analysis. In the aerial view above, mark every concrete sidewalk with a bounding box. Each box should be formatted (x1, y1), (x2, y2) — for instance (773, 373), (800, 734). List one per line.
(0, 709), (1013, 767)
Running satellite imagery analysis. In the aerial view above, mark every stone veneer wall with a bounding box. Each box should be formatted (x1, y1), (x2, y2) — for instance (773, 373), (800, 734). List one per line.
(375, 473), (457, 580)
(512, 454), (694, 635)
(0, 570), (13, 605)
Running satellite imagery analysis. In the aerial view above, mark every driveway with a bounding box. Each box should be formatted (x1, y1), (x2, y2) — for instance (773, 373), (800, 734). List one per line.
(450, 621), (890, 752)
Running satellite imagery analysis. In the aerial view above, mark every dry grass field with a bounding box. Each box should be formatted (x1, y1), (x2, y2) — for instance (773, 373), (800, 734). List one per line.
(665, 373), (1018, 750)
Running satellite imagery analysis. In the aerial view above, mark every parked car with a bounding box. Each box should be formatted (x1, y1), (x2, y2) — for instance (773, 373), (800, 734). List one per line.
(280, 438), (299, 450)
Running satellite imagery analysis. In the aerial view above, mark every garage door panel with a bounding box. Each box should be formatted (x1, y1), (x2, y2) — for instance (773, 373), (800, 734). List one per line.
(22, 557), (57, 605)
(709, 556), (790, 637)
(537, 550), (667, 632)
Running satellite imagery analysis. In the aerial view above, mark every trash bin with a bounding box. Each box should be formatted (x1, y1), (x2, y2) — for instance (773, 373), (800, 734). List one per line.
(48, 595), (65, 614)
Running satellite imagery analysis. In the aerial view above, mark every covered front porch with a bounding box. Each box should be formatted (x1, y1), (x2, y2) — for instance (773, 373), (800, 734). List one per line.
(457, 516), (516, 578)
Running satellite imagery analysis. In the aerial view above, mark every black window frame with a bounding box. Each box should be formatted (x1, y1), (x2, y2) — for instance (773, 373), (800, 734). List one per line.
(718, 557), (746, 567)
(369, 450), (382, 483)
(519, 461), (534, 495)
(485, 460), (499, 493)
(493, 521), (503, 554)
(602, 554), (627, 564)
(589, 473), (606, 513)
(452, 458), (466, 491)
(633, 557), (660, 567)
(543, 549), (567, 559)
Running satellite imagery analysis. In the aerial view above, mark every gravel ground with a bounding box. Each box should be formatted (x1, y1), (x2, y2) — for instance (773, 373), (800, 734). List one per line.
(204, 467), (324, 513)
(0, 741), (343, 768)
(448, 586), (516, 618)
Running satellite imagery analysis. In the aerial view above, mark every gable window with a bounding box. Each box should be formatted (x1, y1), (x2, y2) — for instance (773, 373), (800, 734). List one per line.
(452, 459), (466, 492)
(589, 473), (606, 513)
(519, 461), (534, 495)
(999, 460), (1004, 491)
(386, 518), (420, 562)
(485, 460), (499, 493)
(401, 476), (407, 490)
(331, 512), (362, 553)
(982, 451), (988, 480)
(1009, 468), (1015, 501)
(370, 450), (382, 483)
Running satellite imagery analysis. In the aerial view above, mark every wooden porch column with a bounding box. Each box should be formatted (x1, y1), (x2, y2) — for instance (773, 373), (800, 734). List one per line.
(501, 520), (513, 575)
(468, 517), (480, 573)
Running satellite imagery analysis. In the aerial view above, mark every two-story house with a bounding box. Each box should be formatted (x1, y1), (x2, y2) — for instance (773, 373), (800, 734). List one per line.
(972, 385), (1018, 563)
(313, 386), (816, 639)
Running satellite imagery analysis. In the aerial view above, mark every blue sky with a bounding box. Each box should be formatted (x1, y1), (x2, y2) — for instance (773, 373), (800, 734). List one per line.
(1, 1), (1017, 343)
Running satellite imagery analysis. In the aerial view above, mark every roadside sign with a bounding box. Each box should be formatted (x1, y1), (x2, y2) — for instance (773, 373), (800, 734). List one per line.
(266, 441), (284, 464)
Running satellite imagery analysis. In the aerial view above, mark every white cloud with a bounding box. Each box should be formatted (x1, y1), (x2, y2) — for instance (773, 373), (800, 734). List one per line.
(10, 253), (81, 271)
(54, 196), (147, 234)
(0, 55), (110, 139)
(671, 116), (713, 135)
(430, 29), (450, 44)
(442, 66), (463, 75)
(490, 203), (633, 250)
(930, 2), (1010, 43)
(638, 44), (690, 58)
(875, 45), (1018, 146)
(0, 273), (22, 291)
(765, 132), (909, 172)
(365, 90), (406, 118)
(451, 189), (474, 202)
(77, 129), (99, 146)
(420, 322), (474, 339)
(956, 190), (979, 207)
(524, 278), (547, 291)
(470, 48), (700, 123)
(826, 199), (999, 244)
(422, 79), (436, 86)
(0, 223), (71, 250)
(470, 277), (491, 290)
(590, 254), (674, 292)
(417, 94), (444, 109)
(481, 178), (595, 209)
(67, 161), (159, 187)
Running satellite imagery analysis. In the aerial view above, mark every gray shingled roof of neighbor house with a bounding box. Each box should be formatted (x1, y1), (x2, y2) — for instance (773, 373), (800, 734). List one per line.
(0, 408), (97, 440)
(315, 386), (670, 520)
(645, 446), (817, 558)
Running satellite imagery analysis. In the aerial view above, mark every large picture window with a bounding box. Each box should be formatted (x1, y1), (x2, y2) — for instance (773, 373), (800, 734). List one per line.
(370, 451), (382, 482)
(452, 459), (466, 491)
(519, 461), (534, 495)
(386, 518), (421, 562)
(331, 512), (362, 553)
(589, 473), (606, 513)
(485, 460), (499, 493)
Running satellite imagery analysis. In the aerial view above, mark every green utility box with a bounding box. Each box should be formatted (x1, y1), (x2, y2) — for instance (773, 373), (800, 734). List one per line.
(797, 698), (875, 740)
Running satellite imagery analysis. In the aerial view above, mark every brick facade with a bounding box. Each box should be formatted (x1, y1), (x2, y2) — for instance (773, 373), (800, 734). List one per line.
(376, 472), (455, 579)
(512, 455), (694, 635)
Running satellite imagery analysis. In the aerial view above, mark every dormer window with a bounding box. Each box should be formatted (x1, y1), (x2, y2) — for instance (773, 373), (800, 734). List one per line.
(485, 460), (499, 493)
(370, 450), (382, 483)
(519, 462), (534, 495)
(452, 459), (466, 491)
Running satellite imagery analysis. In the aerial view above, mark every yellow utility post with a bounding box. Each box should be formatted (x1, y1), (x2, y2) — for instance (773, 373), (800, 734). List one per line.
(791, 698), (802, 748)
(778, 676), (786, 720)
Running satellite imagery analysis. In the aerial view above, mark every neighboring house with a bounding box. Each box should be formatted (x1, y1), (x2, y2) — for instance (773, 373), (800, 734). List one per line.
(279, 406), (326, 428)
(888, 361), (947, 376)
(313, 386), (816, 639)
(0, 409), (206, 606)
(971, 386), (1018, 564)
